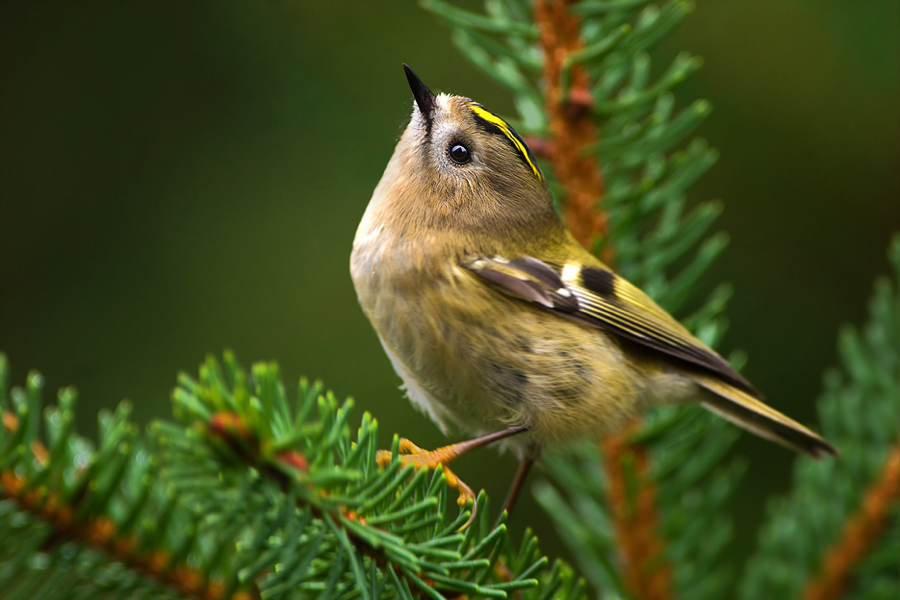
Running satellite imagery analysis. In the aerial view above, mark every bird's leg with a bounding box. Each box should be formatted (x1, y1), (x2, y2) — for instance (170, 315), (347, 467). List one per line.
(376, 425), (531, 530)
(498, 456), (535, 526)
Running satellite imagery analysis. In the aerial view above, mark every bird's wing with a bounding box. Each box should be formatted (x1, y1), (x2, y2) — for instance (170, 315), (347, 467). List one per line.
(462, 254), (838, 458)
(462, 255), (759, 397)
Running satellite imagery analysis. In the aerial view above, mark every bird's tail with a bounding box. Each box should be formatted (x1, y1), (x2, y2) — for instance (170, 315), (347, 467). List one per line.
(690, 372), (838, 458)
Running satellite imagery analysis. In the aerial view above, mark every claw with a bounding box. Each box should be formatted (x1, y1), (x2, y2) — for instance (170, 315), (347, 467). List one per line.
(376, 438), (478, 531)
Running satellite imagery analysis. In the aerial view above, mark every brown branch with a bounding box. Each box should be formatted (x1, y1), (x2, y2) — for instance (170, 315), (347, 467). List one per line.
(1, 410), (258, 600)
(533, 3), (671, 599)
(1, 471), (254, 600)
(2, 402), (437, 600)
(803, 444), (900, 600)
(535, 0), (610, 262)
(602, 427), (674, 600)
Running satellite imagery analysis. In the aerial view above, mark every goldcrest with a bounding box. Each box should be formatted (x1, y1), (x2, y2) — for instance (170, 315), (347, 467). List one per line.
(350, 65), (836, 518)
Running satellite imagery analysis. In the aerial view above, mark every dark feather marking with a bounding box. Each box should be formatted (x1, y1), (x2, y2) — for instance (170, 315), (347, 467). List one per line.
(572, 269), (760, 396)
(514, 335), (532, 354)
(472, 112), (500, 135)
(580, 266), (616, 298)
(549, 382), (583, 405)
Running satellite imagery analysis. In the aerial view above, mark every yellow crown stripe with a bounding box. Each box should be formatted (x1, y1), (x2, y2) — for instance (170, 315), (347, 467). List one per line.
(469, 104), (543, 181)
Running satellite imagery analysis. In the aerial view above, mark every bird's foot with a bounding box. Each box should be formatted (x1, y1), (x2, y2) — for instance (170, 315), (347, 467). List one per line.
(376, 437), (477, 530)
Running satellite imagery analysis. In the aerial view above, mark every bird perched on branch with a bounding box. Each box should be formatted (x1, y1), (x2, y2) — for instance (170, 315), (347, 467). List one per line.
(350, 65), (836, 528)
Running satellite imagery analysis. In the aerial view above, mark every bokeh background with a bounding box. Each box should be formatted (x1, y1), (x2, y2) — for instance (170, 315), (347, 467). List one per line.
(2, 0), (898, 575)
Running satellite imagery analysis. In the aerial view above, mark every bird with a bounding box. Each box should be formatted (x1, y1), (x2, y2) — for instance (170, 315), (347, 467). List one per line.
(350, 64), (837, 527)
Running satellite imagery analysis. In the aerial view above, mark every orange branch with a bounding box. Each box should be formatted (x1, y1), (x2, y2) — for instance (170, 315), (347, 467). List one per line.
(602, 427), (673, 600)
(2, 409), (258, 599)
(535, 0), (610, 262)
(534, 3), (670, 598)
(803, 445), (900, 600)
(0, 467), (256, 600)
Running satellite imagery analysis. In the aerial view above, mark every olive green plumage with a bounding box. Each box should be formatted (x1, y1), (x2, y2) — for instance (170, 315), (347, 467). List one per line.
(350, 65), (836, 463)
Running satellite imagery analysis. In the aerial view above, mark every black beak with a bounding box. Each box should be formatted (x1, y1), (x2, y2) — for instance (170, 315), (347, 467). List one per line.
(403, 64), (436, 123)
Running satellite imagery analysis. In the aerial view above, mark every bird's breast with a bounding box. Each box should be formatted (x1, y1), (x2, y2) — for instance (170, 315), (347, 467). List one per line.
(351, 236), (651, 446)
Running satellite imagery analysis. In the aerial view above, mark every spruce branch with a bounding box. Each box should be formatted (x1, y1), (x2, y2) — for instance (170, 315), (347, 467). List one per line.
(534, 0), (610, 261)
(803, 446), (898, 600)
(0, 364), (256, 600)
(530, 3), (723, 599)
(158, 353), (564, 600)
(599, 428), (672, 600)
(740, 236), (900, 600)
(1, 351), (587, 600)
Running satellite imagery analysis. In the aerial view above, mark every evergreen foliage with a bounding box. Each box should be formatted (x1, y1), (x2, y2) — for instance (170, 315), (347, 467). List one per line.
(1, 1), (897, 599)
(0, 352), (584, 599)
(738, 237), (900, 600)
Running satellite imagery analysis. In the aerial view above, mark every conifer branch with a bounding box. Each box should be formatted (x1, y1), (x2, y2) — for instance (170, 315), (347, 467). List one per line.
(0, 465), (252, 600)
(198, 409), (490, 600)
(1, 351), (583, 600)
(600, 429), (672, 600)
(802, 446), (900, 600)
(740, 235), (900, 599)
(1, 409), (238, 600)
(162, 355), (558, 600)
(0, 372), (260, 600)
(534, 0), (610, 260)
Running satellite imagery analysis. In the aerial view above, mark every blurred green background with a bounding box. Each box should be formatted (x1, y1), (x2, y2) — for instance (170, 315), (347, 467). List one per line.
(1, 0), (898, 574)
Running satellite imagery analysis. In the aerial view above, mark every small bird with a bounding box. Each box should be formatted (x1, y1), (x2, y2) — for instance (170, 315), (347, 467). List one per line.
(350, 65), (836, 525)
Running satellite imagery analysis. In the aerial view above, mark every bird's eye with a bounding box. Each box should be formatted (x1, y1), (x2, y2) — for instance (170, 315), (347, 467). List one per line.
(448, 143), (471, 164)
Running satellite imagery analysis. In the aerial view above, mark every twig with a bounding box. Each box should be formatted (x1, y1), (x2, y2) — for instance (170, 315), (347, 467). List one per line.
(1, 410), (257, 600)
(535, 0), (610, 263)
(803, 445), (900, 600)
(602, 429), (673, 600)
